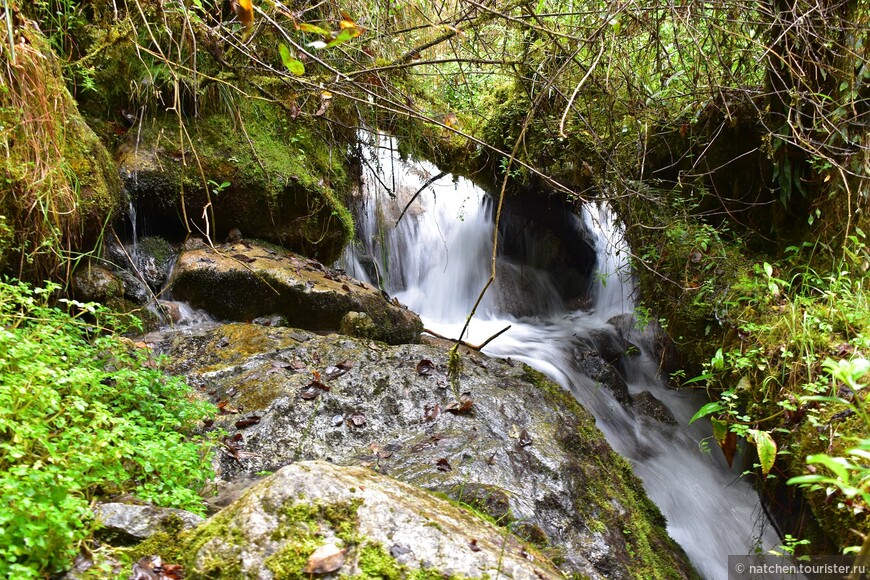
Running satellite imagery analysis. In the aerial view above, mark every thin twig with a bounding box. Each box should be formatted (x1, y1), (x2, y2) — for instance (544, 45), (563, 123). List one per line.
(423, 324), (511, 351)
(395, 171), (447, 226)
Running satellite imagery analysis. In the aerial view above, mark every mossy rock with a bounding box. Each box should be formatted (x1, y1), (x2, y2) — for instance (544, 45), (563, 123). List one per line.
(0, 23), (121, 279)
(134, 461), (566, 580)
(117, 101), (353, 264)
(168, 241), (422, 344)
(150, 323), (697, 579)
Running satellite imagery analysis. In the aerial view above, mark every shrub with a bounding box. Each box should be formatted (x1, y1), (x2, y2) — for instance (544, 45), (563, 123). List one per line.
(0, 279), (214, 578)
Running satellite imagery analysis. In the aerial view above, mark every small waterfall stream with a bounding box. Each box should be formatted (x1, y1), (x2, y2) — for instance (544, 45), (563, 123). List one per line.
(343, 134), (780, 579)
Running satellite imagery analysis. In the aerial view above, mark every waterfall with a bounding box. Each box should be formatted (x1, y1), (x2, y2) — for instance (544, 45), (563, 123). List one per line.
(343, 133), (780, 579)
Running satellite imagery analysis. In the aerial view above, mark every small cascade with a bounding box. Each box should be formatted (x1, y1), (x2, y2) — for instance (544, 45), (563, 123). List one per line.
(343, 132), (780, 579)
(128, 199), (139, 258)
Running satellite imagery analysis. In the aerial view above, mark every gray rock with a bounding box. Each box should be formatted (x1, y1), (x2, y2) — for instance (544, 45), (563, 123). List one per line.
(167, 241), (423, 344)
(632, 391), (678, 425)
(93, 503), (203, 545)
(175, 461), (566, 580)
(150, 323), (695, 579)
(72, 265), (123, 303)
(575, 350), (631, 407)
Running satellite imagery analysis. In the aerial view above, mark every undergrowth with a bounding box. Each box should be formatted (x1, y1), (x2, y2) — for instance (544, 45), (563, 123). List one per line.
(0, 278), (215, 579)
(627, 186), (870, 552)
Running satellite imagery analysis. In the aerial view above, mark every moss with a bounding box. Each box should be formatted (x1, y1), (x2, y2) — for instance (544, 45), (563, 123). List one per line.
(120, 97), (353, 262)
(356, 542), (405, 579)
(0, 24), (121, 281)
(353, 541), (464, 580)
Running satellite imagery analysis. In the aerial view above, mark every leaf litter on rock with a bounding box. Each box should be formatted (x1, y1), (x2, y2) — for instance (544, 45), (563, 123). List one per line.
(445, 393), (474, 414)
(416, 359), (435, 375)
(423, 402), (441, 422)
(234, 416), (261, 428)
(217, 400), (240, 414)
(435, 457), (452, 472)
(303, 543), (346, 574)
(348, 412), (367, 427)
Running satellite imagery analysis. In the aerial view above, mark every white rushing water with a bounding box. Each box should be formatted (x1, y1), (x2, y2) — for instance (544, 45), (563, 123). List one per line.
(342, 134), (780, 579)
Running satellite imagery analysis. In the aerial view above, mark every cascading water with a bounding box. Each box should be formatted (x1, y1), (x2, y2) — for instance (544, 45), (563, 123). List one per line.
(343, 133), (781, 579)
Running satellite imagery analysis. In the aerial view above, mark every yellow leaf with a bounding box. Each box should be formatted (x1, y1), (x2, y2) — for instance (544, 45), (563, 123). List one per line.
(233, 0), (254, 33)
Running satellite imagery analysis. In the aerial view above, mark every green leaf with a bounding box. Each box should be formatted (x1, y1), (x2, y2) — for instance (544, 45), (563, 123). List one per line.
(297, 22), (330, 35)
(326, 26), (363, 48)
(711, 347), (725, 371)
(806, 454), (852, 481)
(748, 429), (777, 476)
(278, 44), (305, 76)
(711, 417), (728, 444)
(690, 401), (725, 425)
(682, 372), (713, 386)
(763, 262), (773, 277)
(787, 474), (826, 485)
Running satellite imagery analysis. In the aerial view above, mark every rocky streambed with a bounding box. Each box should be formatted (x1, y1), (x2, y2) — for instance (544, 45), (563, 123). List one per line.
(78, 238), (696, 579)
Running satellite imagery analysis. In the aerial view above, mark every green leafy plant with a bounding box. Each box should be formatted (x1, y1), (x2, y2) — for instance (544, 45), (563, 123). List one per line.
(788, 357), (870, 553)
(0, 279), (215, 579)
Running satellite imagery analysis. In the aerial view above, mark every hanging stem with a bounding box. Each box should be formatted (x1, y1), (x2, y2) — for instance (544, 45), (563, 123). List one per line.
(3, 0), (15, 65)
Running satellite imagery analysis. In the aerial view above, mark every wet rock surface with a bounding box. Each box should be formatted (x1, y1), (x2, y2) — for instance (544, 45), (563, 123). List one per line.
(93, 503), (203, 545)
(163, 461), (565, 580)
(167, 241), (423, 344)
(149, 323), (695, 579)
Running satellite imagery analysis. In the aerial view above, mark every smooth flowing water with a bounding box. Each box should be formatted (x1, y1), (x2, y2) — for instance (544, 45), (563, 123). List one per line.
(343, 134), (780, 579)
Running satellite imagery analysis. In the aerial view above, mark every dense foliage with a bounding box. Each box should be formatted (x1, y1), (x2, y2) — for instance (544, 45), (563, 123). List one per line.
(0, 279), (214, 579)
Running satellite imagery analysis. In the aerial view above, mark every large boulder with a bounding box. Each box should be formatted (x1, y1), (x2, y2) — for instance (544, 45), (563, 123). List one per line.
(167, 241), (422, 344)
(137, 461), (566, 580)
(149, 323), (695, 579)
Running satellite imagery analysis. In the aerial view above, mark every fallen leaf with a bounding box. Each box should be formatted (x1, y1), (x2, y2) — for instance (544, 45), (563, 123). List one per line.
(518, 429), (532, 447)
(300, 385), (321, 400)
(303, 544), (347, 574)
(445, 393), (474, 414)
(416, 359), (435, 375)
(468, 539), (481, 552)
(231, 253), (256, 263)
(272, 360), (293, 369)
(342, 283), (351, 292)
(130, 555), (162, 580)
(337, 359), (355, 370)
(163, 563), (184, 580)
(435, 457), (452, 472)
(324, 366), (346, 380)
(216, 336), (230, 348)
(349, 413), (367, 427)
(235, 416), (261, 428)
(423, 403), (441, 422)
(278, 44), (305, 76)
(217, 401), (240, 414)
(308, 379), (331, 391)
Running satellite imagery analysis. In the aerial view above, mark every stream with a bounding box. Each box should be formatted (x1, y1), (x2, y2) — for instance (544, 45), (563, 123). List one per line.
(341, 134), (781, 579)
